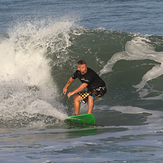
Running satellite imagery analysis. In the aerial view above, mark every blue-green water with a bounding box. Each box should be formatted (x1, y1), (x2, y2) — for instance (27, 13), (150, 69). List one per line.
(1, 0), (163, 162)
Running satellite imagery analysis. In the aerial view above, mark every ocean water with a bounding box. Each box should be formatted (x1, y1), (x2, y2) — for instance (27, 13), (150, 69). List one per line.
(1, 0), (163, 162)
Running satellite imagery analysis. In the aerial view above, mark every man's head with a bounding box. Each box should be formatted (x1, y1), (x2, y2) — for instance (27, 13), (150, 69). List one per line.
(77, 60), (87, 75)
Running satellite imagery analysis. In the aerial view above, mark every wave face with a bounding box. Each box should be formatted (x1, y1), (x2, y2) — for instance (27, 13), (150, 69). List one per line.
(65, 28), (163, 110)
(0, 19), (163, 128)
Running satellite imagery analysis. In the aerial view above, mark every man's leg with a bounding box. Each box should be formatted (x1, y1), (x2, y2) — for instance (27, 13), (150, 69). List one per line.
(87, 95), (94, 114)
(74, 94), (83, 115)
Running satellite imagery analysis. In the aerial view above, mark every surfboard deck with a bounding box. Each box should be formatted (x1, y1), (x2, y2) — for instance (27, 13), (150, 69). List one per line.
(64, 113), (96, 125)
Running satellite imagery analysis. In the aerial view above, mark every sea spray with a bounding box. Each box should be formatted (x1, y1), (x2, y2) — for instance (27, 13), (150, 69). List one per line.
(0, 19), (75, 127)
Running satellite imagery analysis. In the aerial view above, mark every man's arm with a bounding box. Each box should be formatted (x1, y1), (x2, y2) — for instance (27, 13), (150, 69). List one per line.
(67, 83), (88, 98)
(63, 77), (74, 94)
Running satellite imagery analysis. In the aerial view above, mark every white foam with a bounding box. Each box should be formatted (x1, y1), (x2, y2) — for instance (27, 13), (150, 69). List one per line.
(100, 37), (163, 75)
(0, 18), (74, 123)
(100, 36), (163, 98)
(110, 105), (147, 114)
(0, 19), (74, 88)
(26, 99), (68, 120)
(110, 105), (163, 130)
(133, 64), (163, 91)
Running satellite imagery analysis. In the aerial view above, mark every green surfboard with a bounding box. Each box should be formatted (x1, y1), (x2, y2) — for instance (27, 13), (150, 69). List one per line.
(64, 114), (96, 125)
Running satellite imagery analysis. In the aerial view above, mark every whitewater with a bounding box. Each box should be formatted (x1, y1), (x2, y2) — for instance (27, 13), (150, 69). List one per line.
(1, 0), (163, 162)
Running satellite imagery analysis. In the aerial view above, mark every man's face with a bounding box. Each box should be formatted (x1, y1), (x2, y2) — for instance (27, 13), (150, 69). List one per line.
(78, 64), (87, 75)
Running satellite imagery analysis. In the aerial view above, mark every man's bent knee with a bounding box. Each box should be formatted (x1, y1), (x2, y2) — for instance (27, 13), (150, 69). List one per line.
(88, 95), (94, 101)
(74, 94), (83, 101)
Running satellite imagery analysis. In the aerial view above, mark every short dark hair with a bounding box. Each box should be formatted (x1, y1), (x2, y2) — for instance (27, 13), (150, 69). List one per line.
(77, 60), (86, 65)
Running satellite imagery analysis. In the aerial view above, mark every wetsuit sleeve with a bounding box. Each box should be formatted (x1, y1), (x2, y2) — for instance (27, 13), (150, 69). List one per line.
(71, 70), (79, 79)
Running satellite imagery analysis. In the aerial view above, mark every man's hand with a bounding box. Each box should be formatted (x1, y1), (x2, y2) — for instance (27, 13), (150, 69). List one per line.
(63, 77), (74, 95)
(63, 87), (67, 95)
(67, 92), (74, 98)
(67, 83), (88, 98)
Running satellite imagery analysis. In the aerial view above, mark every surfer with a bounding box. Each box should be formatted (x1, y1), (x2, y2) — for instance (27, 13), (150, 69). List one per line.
(63, 60), (106, 115)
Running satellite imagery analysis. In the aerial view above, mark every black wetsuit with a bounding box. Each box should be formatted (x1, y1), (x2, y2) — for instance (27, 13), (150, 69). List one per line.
(71, 68), (106, 92)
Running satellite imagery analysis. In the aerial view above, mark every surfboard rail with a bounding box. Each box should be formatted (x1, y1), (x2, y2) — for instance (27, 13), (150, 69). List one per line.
(64, 113), (96, 125)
